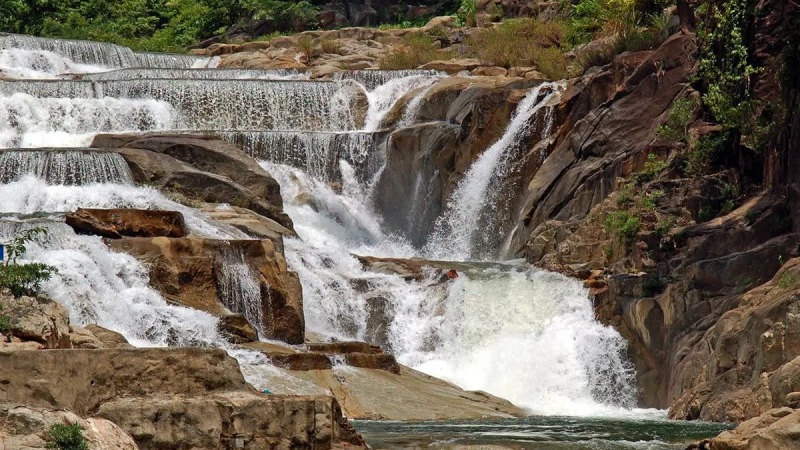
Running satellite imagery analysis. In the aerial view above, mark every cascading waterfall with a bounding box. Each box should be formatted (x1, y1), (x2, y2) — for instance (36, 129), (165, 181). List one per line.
(0, 33), (212, 68)
(0, 48), (110, 79)
(219, 130), (386, 183)
(362, 74), (443, 131)
(0, 149), (134, 185)
(84, 68), (309, 81)
(334, 70), (444, 90)
(215, 245), (268, 339)
(0, 79), (365, 130)
(0, 93), (180, 148)
(0, 34), (650, 420)
(424, 82), (564, 261)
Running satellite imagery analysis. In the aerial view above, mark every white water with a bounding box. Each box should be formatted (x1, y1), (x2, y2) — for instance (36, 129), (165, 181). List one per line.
(363, 75), (442, 131)
(0, 48), (110, 79)
(424, 82), (563, 260)
(0, 93), (179, 148)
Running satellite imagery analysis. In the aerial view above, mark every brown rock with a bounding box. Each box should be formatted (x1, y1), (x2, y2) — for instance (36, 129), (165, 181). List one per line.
(84, 324), (133, 349)
(471, 66), (508, 77)
(218, 313), (259, 343)
(107, 237), (304, 344)
(418, 58), (483, 73)
(710, 408), (800, 450)
(0, 403), (139, 450)
(68, 326), (104, 349)
(0, 290), (70, 348)
(65, 208), (188, 239)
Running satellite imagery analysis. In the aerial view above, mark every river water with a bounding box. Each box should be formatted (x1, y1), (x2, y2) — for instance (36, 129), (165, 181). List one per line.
(0, 33), (731, 448)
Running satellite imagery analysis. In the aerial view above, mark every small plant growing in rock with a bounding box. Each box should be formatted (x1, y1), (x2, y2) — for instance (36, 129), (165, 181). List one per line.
(0, 305), (11, 342)
(634, 153), (667, 183)
(604, 211), (641, 245)
(657, 98), (695, 142)
(47, 422), (88, 450)
(0, 227), (57, 298)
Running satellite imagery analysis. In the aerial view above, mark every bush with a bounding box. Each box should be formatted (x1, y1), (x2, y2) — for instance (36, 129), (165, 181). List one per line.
(0, 305), (10, 342)
(605, 211), (641, 244)
(379, 34), (454, 70)
(1, 227), (57, 298)
(634, 153), (667, 183)
(455, 0), (477, 27)
(684, 132), (726, 177)
(48, 422), (88, 450)
(658, 98), (696, 142)
(320, 37), (342, 54)
(295, 35), (316, 59)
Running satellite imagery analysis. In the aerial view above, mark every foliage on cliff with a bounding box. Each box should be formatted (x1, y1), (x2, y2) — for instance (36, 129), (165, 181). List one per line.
(0, 0), (459, 52)
(0, 227), (57, 298)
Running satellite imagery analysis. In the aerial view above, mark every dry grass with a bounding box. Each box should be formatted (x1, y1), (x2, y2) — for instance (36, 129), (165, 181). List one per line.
(468, 18), (569, 79)
(319, 37), (342, 55)
(378, 33), (455, 70)
(296, 35), (316, 59)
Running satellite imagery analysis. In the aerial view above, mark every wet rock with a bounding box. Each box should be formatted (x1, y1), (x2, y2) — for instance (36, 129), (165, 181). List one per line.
(65, 208), (188, 239)
(91, 133), (293, 230)
(217, 313), (259, 343)
(108, 237), (304, 344)
(709, 407), (800, 449)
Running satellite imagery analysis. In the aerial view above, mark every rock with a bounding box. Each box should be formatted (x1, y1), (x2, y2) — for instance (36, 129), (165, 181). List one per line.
(217, 313), (259, 343)
(0, 290), (70, 348)
(65, 208), (188, 239)
(787, 391), (800, 407)
(423, 16), (455, 30)
(471, 66), (508, 77)
(709, 408), (800, 450)
(107, 237), (304, 344)
(91, 133), (293, 230)
(83, 324), (133, 349)
(0, 348), (365, 450)
(0, 403), (139, 450)
(306, 342), (381, 354)
(202, 206), (294, 243)
(68, 326), (104, 349)
(418, 58), (483, 73)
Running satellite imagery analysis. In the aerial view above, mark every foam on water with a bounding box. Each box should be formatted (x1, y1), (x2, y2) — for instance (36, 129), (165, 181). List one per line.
(0, 93), (179, 148)
(265, 161), (644, 418)
(0, 48), (110, 79)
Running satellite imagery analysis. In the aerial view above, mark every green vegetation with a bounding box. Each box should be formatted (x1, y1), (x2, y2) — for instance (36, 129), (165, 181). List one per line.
(779, 273), (797, 289)
(641, 189), (663, 209)
(658, 98), (696, 142)
(455, 0), (478, 27)
(655, 216), (677, 237)
(605, 210), (641, 245)
(47, 422), (88, 450)
(1, 227), (57, 298)
(684, 132), (726, 177)
(634, 153), (668, 183)
(0, 305), (11, 342)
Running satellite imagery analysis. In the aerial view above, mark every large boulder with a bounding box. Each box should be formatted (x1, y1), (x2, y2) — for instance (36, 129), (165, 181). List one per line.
(0, 290), (70, 348)
(65, 208), (188, 239)
(108, 237), (304, 344)
(91, 134), (293, 231)
(709, 407), (800, 450)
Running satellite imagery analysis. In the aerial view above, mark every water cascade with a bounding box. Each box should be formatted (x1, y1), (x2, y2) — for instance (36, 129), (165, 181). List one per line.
(218, 130), (387, 183)
(424, 82), (564, 260)
(84, 68), (308, 81)
(0, 149), (134, 185)
(0, 48), (110, 79)
(0, 34), (651, 421)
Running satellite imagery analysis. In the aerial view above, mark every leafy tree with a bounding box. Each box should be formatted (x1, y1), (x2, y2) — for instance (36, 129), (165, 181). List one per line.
(0, 227), (57, 298)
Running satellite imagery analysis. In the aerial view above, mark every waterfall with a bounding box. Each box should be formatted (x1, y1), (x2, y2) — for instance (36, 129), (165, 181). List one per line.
(334, 70), (444, 90)
(220, 131), (385, 183)
(0, 149), (134, 185)
(424, 82), (564, 261)
(0, 33), (212, 68)
(215, 245), (268, 339)
(0, 35), (648, 418)
(0, 48), (110, 79)
(84, 68), (309, 81)
(0, 93), (180, 148)
(363, 74), (443, 131)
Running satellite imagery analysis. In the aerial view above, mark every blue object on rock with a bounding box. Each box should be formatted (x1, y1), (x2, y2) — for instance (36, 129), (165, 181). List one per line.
(262, 389), (271, 394)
